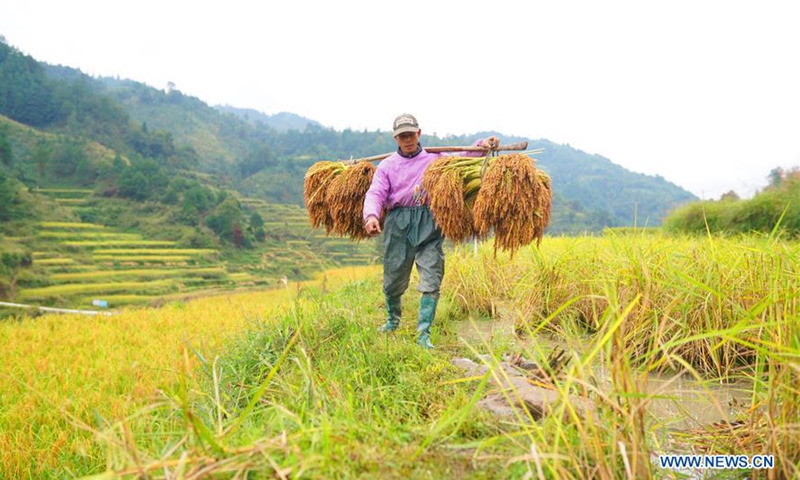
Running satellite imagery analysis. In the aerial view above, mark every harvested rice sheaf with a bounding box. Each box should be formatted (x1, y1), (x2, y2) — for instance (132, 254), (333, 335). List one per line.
(473, 153), (551, 256)
(533, 170), (553, 238)
(325, 162), (377, 240)
(304, 161), (346, 232)
(422, 156), (478, 242)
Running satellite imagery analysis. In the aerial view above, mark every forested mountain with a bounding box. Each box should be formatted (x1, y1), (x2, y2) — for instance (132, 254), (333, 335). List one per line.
(215, 106), (321, 132)
(0, 39), (696, 235)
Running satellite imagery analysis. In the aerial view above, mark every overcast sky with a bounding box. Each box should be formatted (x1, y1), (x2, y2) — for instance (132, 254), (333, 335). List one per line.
(1, 0), (798, 198)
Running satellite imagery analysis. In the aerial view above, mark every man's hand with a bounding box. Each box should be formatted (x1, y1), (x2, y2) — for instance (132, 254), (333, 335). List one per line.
(365, 217), (382, 236)
(481, 136), (500, 149)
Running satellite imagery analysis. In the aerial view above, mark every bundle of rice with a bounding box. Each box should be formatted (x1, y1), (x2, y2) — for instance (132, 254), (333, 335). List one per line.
(421, 156), (483, 242)
(422, 153), (551, 255)
(304, 161), (346, 233)
(474, 153), (551, 256)
(324, 161), (377, 240)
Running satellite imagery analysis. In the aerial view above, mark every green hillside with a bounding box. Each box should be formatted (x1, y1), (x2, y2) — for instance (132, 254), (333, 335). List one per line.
(663, 167), (800, 235)
(39, 61), (697, 231)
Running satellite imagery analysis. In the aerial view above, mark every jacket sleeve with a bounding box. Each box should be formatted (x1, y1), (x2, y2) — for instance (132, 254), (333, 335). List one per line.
(464, 139), (486, 157)
(363, 164), (389, 221)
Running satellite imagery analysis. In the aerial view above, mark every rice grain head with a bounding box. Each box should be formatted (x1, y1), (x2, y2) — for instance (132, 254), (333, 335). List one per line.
(423, 156), (477, 243)
(325, 162), (377, 240)
(304, 161), (345, 232)
(474, 153), (549, 256)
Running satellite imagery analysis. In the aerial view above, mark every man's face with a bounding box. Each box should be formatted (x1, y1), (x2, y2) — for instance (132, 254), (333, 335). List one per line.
(394, 130), (421, 155)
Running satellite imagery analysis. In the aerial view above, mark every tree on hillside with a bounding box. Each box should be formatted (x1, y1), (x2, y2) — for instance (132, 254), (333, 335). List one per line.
(0, 42), (60, 127)
(117, 159), (168, 200)
(206, 196), (247, 246)
(0, 124), (12, 166)
(112, 153), (125, 173)
(0, 249), (33, 301)
(249, 211), (264, 229)
(249, 211), (266, 241)
(118, 170), (149, 200)
(238, 145), (276, 178)
(33, 144), (51, 181)
(51, 140), (85, 178)
(0, 171), (22, 221)
(179, 184), (216, 224)
(720, 190), (740, 201)
(768, 167), (784, 188)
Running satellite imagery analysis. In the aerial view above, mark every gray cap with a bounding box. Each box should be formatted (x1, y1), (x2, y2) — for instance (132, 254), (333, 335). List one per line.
(392, 113), (419, 137)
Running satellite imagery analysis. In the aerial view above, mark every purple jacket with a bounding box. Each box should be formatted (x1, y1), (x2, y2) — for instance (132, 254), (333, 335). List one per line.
(362, 140), (485, 222)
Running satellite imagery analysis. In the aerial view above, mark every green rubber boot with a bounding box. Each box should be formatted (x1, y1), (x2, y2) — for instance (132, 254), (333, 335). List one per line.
(416, 292), (439, 349)
(378, 295), (402, 332)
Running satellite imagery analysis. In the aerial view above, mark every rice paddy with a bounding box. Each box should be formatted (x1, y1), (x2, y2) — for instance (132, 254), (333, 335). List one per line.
(37, 231), (142, 240)
(63, 240), (178, 248)
(92, 248), (217, 255)
(1, 231), (795, 478)
(91, 254), (193, 263)
(32, 257), (75, 265)
(3, 195), (379, 313)
(1, 221), (235, 309)
(17, 279), (176, 299)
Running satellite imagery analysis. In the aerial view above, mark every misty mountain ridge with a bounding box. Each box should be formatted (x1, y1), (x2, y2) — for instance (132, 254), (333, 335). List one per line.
(215, 106), (321, 132)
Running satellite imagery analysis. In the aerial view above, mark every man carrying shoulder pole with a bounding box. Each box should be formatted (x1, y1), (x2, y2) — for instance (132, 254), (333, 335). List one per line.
(363, 113), (499, 349)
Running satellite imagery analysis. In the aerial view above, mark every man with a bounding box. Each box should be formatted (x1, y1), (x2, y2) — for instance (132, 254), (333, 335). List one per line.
(363, 113), (499, 348)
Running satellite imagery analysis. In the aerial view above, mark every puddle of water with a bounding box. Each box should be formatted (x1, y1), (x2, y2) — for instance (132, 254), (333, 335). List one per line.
(592, 365), (752, 430)
(454, 316), (517, 345)
(452, 318), (752, 430)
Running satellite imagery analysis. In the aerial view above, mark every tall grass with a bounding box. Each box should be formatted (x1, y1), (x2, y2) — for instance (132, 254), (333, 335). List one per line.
(446, 232), (797, 377)
(82, 283), (511, 478)
(81, 235), (797, 478)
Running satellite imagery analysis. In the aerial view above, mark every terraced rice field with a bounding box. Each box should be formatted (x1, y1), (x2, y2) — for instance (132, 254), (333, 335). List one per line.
(11, 220), (264, 309)
(34, 189), (94, 208)
(5, 192), (379, 313)
(245, 199), (379, 268)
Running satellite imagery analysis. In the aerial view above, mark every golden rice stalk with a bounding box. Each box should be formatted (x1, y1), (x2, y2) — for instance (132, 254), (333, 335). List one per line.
(534, 170), (553, 239)
(325, 162), (377, 240)
(304, 161), (346, 233)
(422, 156), (478, 242)
(473, 153), (551, 257)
